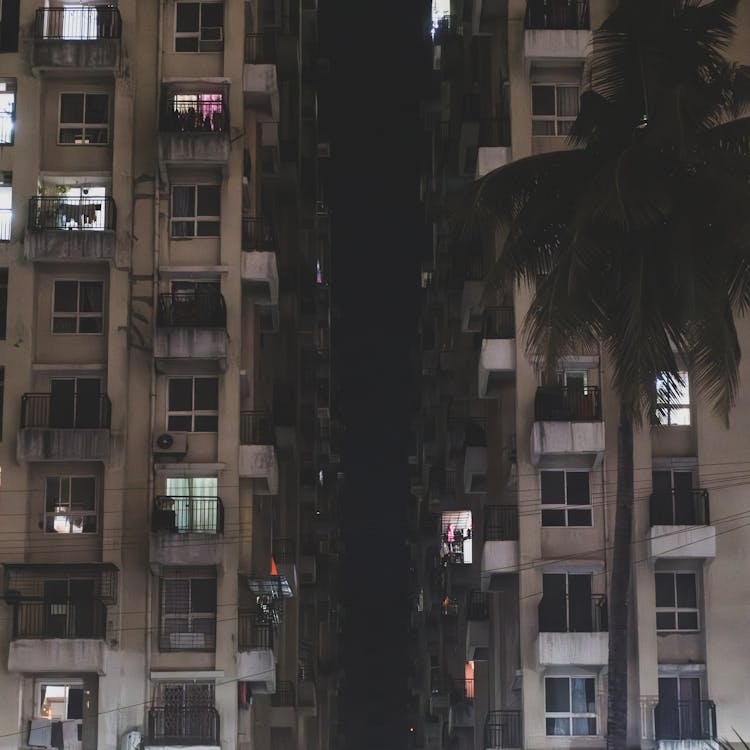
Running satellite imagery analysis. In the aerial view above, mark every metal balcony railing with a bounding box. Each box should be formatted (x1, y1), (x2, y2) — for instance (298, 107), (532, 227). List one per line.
(271, 681), (296, 707)
(242, 217), (276, 251)
(466, 590), (490, 620)
(484, 710), (522, 749)
(147, 706), (220, 746)
(238, 610), (274, 649)
(158, 619), (216, 652)
(239, 411), (274, 445)
(650, 489), (710, 526)
(483, 505), (519, 542)
(160, 95), (228, 133)
(34, 6), (122, 40)
(525, 0), (589, 29)
(534, 385), (602, 421)
(152, 496), (224, 534)
(655, 700), (716, 741)
(538, 594), (608, 633)
(12, 600), (107, 639)
(244, 32), (277, 63)
(272, 537), (296, 563)
(28, 196), (116, 231)
(156, 291), (227, 327)
(20, 393), (112, 429)
(482, 307), (515, 339)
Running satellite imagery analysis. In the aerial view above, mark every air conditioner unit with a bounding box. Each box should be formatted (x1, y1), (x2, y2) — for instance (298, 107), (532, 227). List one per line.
(316, 142), (331, 158)
(153, 433), (188, 460)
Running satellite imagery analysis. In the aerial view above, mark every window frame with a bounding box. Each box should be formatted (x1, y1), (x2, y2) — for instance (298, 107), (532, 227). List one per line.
(35, 678), (85, 723)
(44, 474), (98, 535)
(51, 279), (104, 335)
(655, 371), (691, 426)
(531, 83), (580, 136)
(170, 184), (221, 238)
(167, 376), (219, 433)
(544, 676), (598, 736)
(174, 1), (224, 52)
(57, 92), (110, 146)
(541, 469), (593, 527)
(655, 570), (700, 633)
(160, 575), (217, 651)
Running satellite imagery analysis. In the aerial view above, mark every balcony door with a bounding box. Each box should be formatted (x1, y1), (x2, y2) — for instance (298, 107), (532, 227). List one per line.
(541, 573), (592, 632)
(165, 477), (218, 533)
(657, 676), (701, 740)
(43, 579), (95, 638)
(652, 469), (695, 525)
(50, 378), (100, 428)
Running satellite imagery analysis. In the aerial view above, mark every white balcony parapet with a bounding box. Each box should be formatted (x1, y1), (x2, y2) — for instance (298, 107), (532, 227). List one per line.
(523, 29), (591, 62)
(530, 421), (605, 468)
(241, 251), (279, 305)
(480, 540), (520, 590)
(9, 638), (109, 675)
(648, 525), (716, 559)
(475, 146), (513, 179)
(536, 631), (608, 666)
(239, 444), (279, 494)
(464, 446), (487, 494)
(237, 647), (275, 694)
(243, 63), (280, 118)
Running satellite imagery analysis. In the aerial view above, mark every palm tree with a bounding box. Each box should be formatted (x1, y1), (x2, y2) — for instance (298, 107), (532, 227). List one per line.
(473, 2), (750, 749)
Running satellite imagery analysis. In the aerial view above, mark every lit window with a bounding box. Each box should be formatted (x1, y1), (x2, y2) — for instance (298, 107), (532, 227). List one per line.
(655, 372), (691, 426)
(52, 280), (104, 334)
(541, 470), (592, 526)
(175, 2), (224, 52)
(167, 377), (219, 432)
(0, 79), (15, 145)
(160, 576), (217, 651)
(545, 677), (597, 736)
(45, 475), (97, 534)
(171, 185), (221, 237)
(532, 84), (579, 136)
(655, 571), (699, 632)
(58, 93), (109, 145)
(0, 171), (11, 241)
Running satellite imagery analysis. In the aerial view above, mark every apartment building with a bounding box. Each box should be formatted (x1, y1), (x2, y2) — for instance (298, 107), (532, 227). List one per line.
(0, 2), (343, 750)
(409, 1), (750, 749)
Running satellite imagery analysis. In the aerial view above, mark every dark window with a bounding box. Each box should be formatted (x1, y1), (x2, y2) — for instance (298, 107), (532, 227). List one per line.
(161, 576), (217, 651)
(167, 377), (219, 432)
(541, 470), (592, 526)
(0, 0), (20, 52)
(45, 475), (97, 533)
(655, 571), (699, 632)
(59, 93), (110, 145)
(545, 677), (597, 736)
(171, 185), (220, 237)
(175, 2), (224, 52)
(52, 280), (104, 333)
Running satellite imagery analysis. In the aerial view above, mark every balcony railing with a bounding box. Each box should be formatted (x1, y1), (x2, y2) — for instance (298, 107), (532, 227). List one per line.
(147, 706), (220, 746)
(482, 307), (515, 339)
(484, 710), (522, 749)
(650, 489), (710, 526)
(28, 196), (116, 231)
(160, 95), (228, 133)
(156, 292), (227, 328)
(244, 32), (277, 63)
(484, 505), (519, 542)
(655, 700), (716, 741)
(538, 594), (608, 633)
(240, 411), (275, 444)
(12, 600), (107, 639)
(152, 496), (224, 534)
(271, 681), (296, 707)
(159, 619), (216, 652)
(525, 0), (589, 29)
(238, 610), (274, 649)
(20, 393), (112, 429)
(242, 217), (275, 251)
(34, 6), (122, 40)
(534, 386), (602, 421)
(466, 590), (490, 620)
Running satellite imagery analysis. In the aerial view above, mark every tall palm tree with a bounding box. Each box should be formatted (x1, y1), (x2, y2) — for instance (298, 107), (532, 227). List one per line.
(473, 2), (750, 749)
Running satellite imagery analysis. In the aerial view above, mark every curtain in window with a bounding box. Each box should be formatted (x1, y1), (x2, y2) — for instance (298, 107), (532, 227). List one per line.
(557, 86), (579, 118)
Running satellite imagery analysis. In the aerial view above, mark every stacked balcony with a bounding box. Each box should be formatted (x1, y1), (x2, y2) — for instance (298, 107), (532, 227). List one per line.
(244, 32), (280, 116)
(237, 610), (276, 694)
(465, 590), (490, 661)
(478, 307), (515, 397)
(153, 290), (228, 372)
(648, 488), (716, 559)
(484, 711), (522, 750)
(523, 0), (591, 62)
(270, 681), (297, 728)
(239, 411), (279, 494)
(31, 6), (122, 71)
(481, 506), (520, 589)
(25, 196), (117, 262)
(475, 119), (513, 179)
(242, 217), (280, 331)
(145, 707), (220, 749)
(654, 699), (717, 748)
(17, 392), (112, 462)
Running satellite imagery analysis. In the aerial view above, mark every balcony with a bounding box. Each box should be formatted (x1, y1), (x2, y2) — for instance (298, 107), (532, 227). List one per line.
(145, 707), (220, 749)
(481, 506), (519, 590)
(158, 95), (230, 167)
(237, 611), (276, 694)
(149, 496), (224, 573)
(270, 681), (296, 728)
(478, 307), (515, 397)
(464, 446), (487, 494)
(466, 591), (490, 661)
(242, 218), (279, 308)
(244, 34), (280, 116)
(475, 119), (513, 179)
(25, 196), (116, 262)
(537, 594), (608, 666)
(530, 386), (605, 468)
(4, 563), (117, 675)
(448, 680), (475, 732)
(31, 6), (121, 71)
(648, 490), (716, 559)
(153, 291), (228, 373)
(17, 392), (111, 462)
(524, 0), (591, 62)
(484, 711), (522, 750)
(239, 412), (279, 493)
(654, 700), (716, 749)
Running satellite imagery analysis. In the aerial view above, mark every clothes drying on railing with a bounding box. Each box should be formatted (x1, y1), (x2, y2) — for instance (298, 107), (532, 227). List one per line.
(58, 202), (101, 225)
(28, 718), (79, 750)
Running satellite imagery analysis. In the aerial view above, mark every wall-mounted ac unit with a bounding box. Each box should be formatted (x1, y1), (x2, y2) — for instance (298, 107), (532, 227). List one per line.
(316, 142), (331, 158)
(153, 433), (188, 460)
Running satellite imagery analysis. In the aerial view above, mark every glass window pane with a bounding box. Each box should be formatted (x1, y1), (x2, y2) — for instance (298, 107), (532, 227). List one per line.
(197, 220), (220, 236)
(168, 379), (193, 411)
(532, 119), (556, 136)
(175, 36), (199, 51)
(70, 477), (95, 510)
(176, 3), (200, 32)
(54, 281), (79, 312)
(557, 86), (580, 117)
(675, 574), (697, 607)
(677, 611), (699, 630)
(172, 220), (195, 237)
(163, 579), (189, 614)
(194, 377), (218, 410)
(545, 678), (569, 713)
(79, 282), (103, 312)
(78, 317), (103, 334)
(567, 508), (592, 526)
(566, 472), (590, 504)
(46, 478), (62, 511)
(571, 678), (593, 713)
(84, 95), (108, 124)
(542, 509), (566, 526)
(59, 128), (83, 144)
(53, 317), (77, 334)
(60, 94), (84, 124)
(191, 579), (216, 613)
(656, 611), (676, 630)
(197, 185), (220, 216)
(532, 85), (555, 116)
(546, 718), (570, 736)
(172, 186), (195, 217)
(168, 415), (193, 431)
(655, 573), (675, 607)
(541, 471), (565, 504)
(201, 3), (224, 27)
(194, 414), (218, 432)
(571, 717), (596, 736)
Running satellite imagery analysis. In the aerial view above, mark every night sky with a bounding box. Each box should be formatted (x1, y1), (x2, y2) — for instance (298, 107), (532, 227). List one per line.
(319, 1), (431, 747)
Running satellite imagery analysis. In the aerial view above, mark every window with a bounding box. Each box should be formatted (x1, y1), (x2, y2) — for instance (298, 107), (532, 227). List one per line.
(58, 93), (109, 145)
(0, 267), (6, 338)
(161, 575), (217, 650)
(651, 468), (705, 525)
(532, 84), (579, 136)
(171, 185), (220, 237)
(49, 378), (103, 429)
(0, 0), (20, 52)
(52, 280), (104, 333)
(655, 372), (691, 426)
(656, 676), (704, 740)
(30, 676), (98, 748)
(175, 2), (224, 51)
(45, 475), (97, 534)
(655, 571), (699, 632)
(545, 676), (597, 736)
(540, 572), (600, 632)
(0, 171), (11, 241)
(167, 377), (218, 432)
(0, 79), (15, 144)
(541, 470), (592, 526)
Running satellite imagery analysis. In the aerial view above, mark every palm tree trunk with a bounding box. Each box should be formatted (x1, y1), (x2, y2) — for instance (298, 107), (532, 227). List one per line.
(606, 406), (634, 750)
